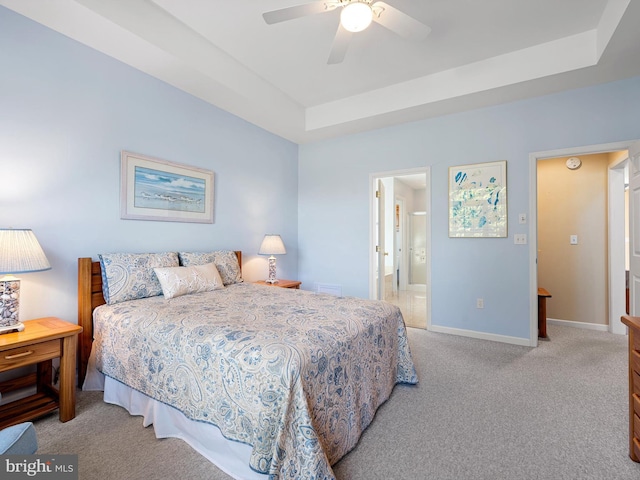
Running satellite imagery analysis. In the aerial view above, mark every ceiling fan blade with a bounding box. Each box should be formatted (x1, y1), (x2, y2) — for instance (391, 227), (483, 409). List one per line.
(371, 1), (431, 40)
(263, 1), (338, 25)
(327, 24), (353, 65)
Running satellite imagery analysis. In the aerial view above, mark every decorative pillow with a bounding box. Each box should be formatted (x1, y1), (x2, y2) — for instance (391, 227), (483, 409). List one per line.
(99, 252), (179, 305)
(154, 263), (224, 299)
(178, 250), (243, 285)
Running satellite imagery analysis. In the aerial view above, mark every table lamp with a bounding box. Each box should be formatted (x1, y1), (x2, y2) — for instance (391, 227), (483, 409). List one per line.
(0, 228), (51, 333)
(258, 234), (286, 284)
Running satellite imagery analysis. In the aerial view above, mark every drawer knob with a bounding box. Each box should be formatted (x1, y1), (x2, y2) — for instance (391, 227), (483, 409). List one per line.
(5, 350), (34, 360)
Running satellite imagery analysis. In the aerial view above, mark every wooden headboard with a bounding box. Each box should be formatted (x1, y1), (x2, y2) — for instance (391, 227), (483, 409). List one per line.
(77, 251), (242, 387)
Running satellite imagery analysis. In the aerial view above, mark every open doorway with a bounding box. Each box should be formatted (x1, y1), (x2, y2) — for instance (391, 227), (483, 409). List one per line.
(530, 141), (634, 344)
(370, 168), (431, 329)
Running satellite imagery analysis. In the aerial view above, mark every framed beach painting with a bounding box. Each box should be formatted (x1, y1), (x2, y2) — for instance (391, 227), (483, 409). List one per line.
(448, 160), (507, 238)
(120, 151), (214, 223)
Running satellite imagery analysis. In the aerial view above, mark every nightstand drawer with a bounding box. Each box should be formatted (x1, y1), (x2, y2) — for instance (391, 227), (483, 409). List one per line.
(0, 339), (60, 371)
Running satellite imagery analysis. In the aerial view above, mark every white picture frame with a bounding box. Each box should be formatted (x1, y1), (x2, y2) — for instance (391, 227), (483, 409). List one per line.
(120, 151), (214, 223)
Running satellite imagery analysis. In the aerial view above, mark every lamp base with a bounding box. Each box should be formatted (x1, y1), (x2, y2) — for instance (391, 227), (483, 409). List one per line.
(0, 322), (24, 335)
(266, 256), (279, 284)
(0, 277), (21, 332)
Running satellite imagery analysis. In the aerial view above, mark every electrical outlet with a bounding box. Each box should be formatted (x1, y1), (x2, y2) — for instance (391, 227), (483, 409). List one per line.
(476, 298), (484, 309)
(514, 234), (527, 245)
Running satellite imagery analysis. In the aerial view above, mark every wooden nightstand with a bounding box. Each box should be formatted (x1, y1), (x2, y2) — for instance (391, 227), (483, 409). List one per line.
(255, 279), (302, 289)
(0, 317), (83, 429)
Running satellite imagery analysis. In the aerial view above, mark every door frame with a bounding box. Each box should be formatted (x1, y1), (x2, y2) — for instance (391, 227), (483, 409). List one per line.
(529, 140), (635, 345)
(377, 178), (387, 301)
(609, 156), (629, 335)
(369, 167), (432, 329)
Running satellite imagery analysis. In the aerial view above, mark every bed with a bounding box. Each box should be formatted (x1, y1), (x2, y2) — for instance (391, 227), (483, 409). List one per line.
(78, 250), (418, 480)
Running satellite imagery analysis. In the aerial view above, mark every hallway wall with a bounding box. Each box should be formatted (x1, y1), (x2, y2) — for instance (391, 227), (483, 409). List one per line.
(537, 153), (612, 325)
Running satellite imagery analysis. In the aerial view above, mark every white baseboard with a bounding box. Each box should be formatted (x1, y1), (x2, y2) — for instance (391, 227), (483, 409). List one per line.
(547, 318), (609, 332)
(408, 284), (427, 292)
(429, 324), (531, 347)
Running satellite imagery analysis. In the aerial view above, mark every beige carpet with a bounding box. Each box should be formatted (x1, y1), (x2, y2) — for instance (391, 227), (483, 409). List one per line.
(35, 391), (228, 480)
(33, 325), (640, 479)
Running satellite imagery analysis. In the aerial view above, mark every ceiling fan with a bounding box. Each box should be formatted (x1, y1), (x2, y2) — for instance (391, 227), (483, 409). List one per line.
(263, 0), (431, 64)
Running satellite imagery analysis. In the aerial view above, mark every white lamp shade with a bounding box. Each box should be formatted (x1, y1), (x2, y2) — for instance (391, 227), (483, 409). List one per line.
(259, 234), (287, 255)
(340, 2), (373, 33)
(0, 229), (51, 274)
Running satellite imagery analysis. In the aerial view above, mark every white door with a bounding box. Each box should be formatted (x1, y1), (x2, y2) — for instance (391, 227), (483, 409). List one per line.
(394, 197), (404, 295)
(377, 179), (386, 300)
(629, 141), (640, 316)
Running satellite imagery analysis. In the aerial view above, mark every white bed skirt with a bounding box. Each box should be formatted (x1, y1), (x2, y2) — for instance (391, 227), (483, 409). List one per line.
(83, 353), (266, 480)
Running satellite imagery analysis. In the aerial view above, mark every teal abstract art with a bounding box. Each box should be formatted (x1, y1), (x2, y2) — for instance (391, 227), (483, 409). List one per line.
(449, 160), (507, 237)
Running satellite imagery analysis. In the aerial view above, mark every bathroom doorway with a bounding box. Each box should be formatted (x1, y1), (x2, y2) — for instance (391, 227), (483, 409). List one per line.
(370, 168), (430, 329)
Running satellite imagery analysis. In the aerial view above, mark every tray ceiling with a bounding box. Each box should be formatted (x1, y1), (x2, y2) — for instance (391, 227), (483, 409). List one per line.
(2, 0), (639, 143)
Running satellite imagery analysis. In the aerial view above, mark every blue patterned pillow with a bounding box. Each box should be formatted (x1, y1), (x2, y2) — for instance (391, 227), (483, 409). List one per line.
(178, 250), (242, 285)
(99, 252), (179, 305)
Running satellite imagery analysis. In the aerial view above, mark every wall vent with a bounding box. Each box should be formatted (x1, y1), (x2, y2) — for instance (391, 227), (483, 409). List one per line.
(315, 283), (342, 296)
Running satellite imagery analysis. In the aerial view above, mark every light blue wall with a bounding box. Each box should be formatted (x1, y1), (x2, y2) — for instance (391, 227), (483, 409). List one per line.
(0, 7), (298, 324)
(4, 6), (640, 345)
(298, 76), (640, 341)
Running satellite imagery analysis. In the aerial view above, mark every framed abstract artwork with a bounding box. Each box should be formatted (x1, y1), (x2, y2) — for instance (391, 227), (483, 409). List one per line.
(120, 151), (214, 223)
(448, 160), (507, 237)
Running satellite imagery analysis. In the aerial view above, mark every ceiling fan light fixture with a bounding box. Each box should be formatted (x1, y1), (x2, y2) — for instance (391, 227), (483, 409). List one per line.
(340, 2), (373, 33)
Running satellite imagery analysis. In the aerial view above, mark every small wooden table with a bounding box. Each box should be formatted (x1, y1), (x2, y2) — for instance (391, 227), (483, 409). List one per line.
(0, 317), (83, 428)
(537, 288), (552, 339)
(255, 279), (302, 289)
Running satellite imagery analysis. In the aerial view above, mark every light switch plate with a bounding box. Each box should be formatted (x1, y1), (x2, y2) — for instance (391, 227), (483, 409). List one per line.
(570, 235), (578, 245)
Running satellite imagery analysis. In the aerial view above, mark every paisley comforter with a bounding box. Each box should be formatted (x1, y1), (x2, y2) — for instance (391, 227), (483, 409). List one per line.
(93, 282), (418, 479)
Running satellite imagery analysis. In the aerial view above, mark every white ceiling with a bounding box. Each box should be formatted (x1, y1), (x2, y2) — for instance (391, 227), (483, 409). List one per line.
(2, 0), (639, 144)
(395, 173), (426, 190)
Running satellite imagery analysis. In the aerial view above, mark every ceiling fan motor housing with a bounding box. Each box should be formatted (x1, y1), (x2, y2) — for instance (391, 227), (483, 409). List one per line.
(340, 1), (374, 33)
